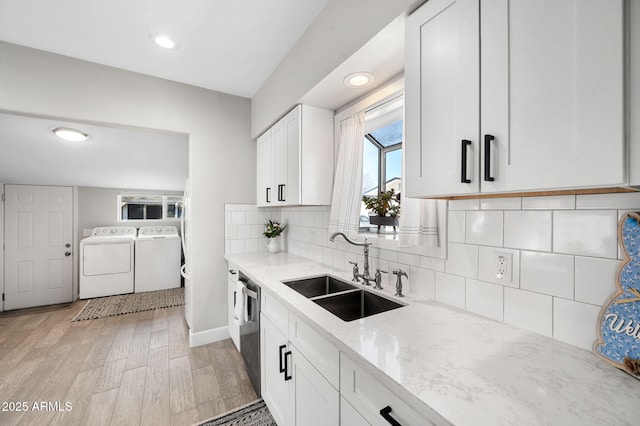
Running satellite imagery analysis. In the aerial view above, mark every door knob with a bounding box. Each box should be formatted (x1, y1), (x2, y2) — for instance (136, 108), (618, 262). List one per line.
(65, 243), (71, 248)
(65, 252), (71, 256)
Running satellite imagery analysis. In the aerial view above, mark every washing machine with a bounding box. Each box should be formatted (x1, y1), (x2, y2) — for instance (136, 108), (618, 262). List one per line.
(79, 226), (137, 299)
(135, 226), (181, 293)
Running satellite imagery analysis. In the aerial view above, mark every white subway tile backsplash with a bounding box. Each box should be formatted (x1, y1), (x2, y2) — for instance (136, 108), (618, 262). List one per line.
(522, 195), (575, 210)
(553, 210), (618, 258)
(477, 246), (520, 288)
(410, 266), (435, 299)
(449, 199), (479, 211)
(448, 210), (465, 243)
(520, 251), (574, 299)
(445, 243), (478, 279)
(435, 272), (466, 309)
(504, 210), (552, 251)
(504, 288), (553, 337)
(553, 298), (601, 351)
(231, 211), (245, 225)
(576, 192), (640, 210)
(419, 255), (446, 272)
(465, 211), (503, 246)
(574, 256), (620, 306)
(224, 193), (639, 351)
(466, 279), (504, 321)
(480, 197), (521, 210)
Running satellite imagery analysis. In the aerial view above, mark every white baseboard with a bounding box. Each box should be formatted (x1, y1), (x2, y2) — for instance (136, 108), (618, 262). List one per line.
(188, 325), (230, 348)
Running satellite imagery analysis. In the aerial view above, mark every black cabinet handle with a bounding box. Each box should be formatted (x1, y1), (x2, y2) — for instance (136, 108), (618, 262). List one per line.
(380, 406), (402, 426)
(279, 344), (286, 373)
(228, 269), (236, 275)
(284, 350), (292, 381)
(233, 291), (236, 307)
(461, 139), (471, 183)
(266, 187), (271, 203)
(484, 134), (495, 182)
(277, 184), (286, 202)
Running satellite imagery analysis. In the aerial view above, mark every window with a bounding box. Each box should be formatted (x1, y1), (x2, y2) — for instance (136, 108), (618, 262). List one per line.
(118, 194), (183, 222)
(361, 96), (404, 233)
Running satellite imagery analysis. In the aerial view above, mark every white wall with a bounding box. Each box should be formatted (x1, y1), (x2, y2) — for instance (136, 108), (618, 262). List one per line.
(0, 41), (255, 338)
(251, 0), (419, 137)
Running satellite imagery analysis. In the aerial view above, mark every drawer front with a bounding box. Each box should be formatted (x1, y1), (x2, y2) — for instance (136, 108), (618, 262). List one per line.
(261, 290), (289, 336)
(340, 353), (434, 426)
(288, 312), (340, 389)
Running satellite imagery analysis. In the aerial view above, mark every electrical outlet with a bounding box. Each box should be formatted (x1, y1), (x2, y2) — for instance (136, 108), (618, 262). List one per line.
(495, 252), (512, 282)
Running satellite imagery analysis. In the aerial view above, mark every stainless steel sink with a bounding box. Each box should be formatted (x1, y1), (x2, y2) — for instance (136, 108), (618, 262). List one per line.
(282, 275), (357, 298)
(282, 275), (404, 321)
(312, 290), (404, 321)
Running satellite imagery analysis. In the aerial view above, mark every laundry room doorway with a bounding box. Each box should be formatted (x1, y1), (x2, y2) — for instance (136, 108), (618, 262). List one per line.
(3, 184), (73, 310)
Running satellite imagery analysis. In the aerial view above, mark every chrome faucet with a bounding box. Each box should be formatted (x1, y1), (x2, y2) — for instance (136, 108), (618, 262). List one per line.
(392, 269), (408, 297)
(373, 268), (387, 290)
(330, 232), (374, 285)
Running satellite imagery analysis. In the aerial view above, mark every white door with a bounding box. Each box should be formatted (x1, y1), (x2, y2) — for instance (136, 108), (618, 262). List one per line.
(260, 314), (290, 426)
(480, 0), (625, 192)
(4, 184), (73, 310)
(405, 0), (480, 197)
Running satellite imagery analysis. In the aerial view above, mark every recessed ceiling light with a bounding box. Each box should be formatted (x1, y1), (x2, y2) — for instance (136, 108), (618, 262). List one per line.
(344, 72), (375, 88)
(151, 34), (177, 49)
(53, 127), (89, 142)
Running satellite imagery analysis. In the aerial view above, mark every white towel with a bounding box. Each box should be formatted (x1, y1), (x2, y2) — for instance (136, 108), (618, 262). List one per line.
(234, 281), (246, 326)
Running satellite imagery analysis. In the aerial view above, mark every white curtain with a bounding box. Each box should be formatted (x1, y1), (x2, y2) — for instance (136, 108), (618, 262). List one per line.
(328, 113), (365, 238)
(398, 134), (444, 249)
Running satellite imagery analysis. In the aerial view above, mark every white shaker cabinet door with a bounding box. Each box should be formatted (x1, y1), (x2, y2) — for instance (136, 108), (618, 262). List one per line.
(257, 128), (274, 206)
(480, 0), (625, 192)
(289, 345), (339, 426)
(405, 0), (480, 197)
(260, 314), (291, 426)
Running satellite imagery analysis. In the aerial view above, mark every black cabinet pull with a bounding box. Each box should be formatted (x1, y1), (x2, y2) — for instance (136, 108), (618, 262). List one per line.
(278, 344), (286, 373)
(281, 184), (286, 202)
(484, 134), (495, 182)
(266, 187), (271, 203)
(228, 269), (236, 275)
(380, 406), (401, 426)
(284, 350), (292, 381)
(461, 139), (471, 183)
(277, 184), (286, 202)
(233, 291), (236, 307)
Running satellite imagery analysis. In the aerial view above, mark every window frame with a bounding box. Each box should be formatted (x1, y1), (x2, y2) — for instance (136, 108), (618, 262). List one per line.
(364, 133), (402, 194)
(117, 193), (183, 222)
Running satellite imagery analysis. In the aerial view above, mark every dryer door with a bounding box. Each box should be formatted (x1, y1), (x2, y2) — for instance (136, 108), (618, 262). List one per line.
(82, 242), (132, 275)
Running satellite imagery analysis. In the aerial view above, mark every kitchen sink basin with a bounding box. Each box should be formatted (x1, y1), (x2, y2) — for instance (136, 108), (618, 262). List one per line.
(312, 290), (404, 322)
(282, 275), (357, 298)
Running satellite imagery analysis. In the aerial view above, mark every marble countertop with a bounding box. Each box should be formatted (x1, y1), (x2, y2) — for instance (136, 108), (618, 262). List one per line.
(225, 252), (640, 426)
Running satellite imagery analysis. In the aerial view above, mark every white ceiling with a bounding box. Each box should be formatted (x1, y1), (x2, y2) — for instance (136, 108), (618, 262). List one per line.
(300, 15), (405, 111)
(0, 0), (328, 98)
(0, 113), (189, 191)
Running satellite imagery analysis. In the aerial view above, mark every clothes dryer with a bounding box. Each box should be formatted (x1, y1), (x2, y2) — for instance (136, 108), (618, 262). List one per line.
(135, 226), (181, 293)
(79, 226), (137, 299)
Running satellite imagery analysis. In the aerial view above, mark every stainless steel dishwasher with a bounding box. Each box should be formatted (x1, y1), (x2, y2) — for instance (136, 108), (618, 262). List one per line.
(239, 272), (261, 396)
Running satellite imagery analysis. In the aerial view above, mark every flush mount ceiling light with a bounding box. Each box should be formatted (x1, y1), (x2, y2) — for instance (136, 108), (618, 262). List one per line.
(344, 72), (375, 88)
(52, 127), (89, 142)
(151, 34), (177, 49)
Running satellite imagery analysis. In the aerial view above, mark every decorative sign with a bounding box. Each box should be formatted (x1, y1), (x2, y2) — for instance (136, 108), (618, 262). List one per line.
(594, 212), (640, 379)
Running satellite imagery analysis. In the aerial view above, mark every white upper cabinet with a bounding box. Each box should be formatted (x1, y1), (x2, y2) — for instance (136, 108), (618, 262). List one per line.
(256, 104), (333, 207)
(406, 0), (626, 197)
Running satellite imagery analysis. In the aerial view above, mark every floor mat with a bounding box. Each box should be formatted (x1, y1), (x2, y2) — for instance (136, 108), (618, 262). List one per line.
(72, 287), (184, 321)
(197, 399), (276, 426)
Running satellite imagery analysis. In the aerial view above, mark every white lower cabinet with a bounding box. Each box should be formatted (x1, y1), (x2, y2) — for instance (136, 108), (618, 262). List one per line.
(340, 353), (433, 426)
(227, 265), (240, 350)
(261, 314), (290, 425)
(260, 293), (339, 426)
(341, 397), (371, 426)
(290, 344), (339, 426)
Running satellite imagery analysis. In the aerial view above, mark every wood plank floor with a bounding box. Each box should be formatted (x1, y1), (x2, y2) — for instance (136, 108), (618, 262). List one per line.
(0, 301), (257, 426)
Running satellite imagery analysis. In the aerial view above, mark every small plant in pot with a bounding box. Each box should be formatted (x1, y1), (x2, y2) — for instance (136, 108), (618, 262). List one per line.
(362, 189), (401, 232)
(263, 220), (287, 253)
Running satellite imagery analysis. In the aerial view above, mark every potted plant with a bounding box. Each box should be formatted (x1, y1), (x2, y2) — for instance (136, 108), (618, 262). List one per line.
(263, 220), (287, 253)
(362, 189), (401, 232)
